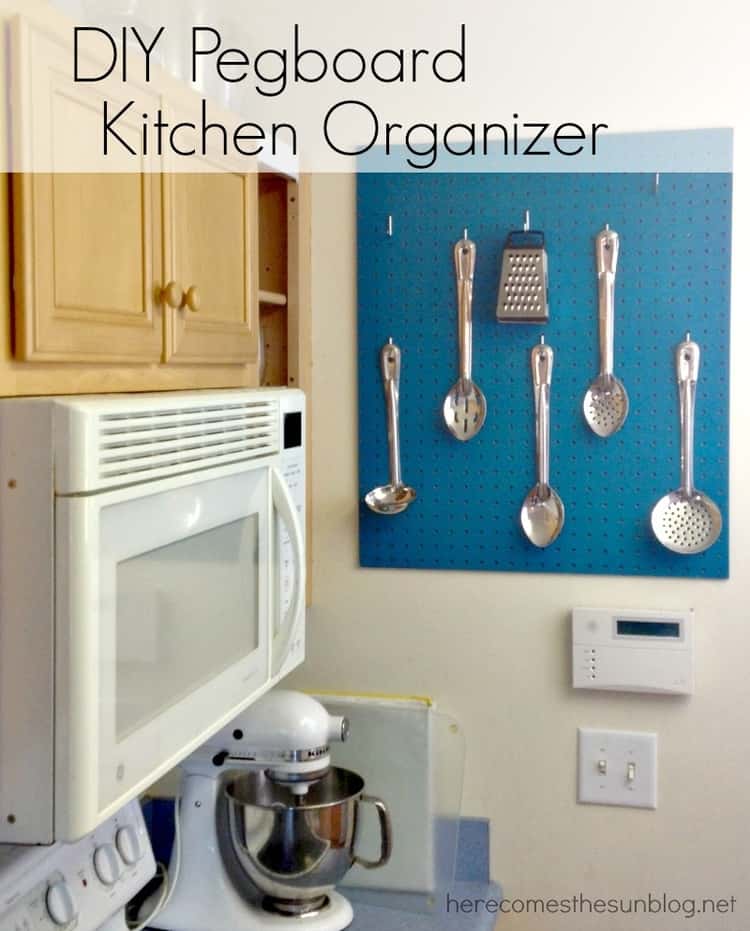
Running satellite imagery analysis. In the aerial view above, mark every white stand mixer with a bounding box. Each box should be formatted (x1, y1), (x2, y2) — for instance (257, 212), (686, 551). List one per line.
(148, 690), (390, 931)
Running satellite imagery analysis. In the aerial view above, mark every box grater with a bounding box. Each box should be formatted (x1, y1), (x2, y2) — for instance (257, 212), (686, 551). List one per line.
(496, 212), (549, 323)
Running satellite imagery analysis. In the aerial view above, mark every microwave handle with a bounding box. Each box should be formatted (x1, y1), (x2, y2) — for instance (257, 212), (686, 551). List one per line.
(271, 467), (305, 668)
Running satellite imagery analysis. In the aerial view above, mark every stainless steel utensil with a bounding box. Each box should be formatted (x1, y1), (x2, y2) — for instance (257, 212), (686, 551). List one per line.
(496, 210), (549, 323)
(223, 768), (392, 915)
(651, 334), (722, 554)
(520, 337), (565, 547)
(583, 225), (629, 436)
(442, 233), (487, 441)
(365, 339), (416, 514)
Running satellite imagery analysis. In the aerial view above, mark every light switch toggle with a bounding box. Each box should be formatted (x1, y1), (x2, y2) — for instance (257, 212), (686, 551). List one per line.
(627, 761), (636, 783)
(597, 759), (607, 775)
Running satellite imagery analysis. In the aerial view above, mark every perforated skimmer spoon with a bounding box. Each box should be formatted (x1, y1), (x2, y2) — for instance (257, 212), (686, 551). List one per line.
(520, 338), (565, 547)
(442, 232), (487, 441)
(651, 334), (722, 554)
(364, 339), (416, 515)
(583, 226), (629, 437)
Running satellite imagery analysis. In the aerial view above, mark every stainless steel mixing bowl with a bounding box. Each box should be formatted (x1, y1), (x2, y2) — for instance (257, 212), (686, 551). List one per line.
(222, 767), (392, 915)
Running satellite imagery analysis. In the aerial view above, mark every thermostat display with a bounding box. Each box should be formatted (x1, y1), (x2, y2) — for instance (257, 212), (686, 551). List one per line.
(572, 607), (693, 695)
(615, 619), (681, 639)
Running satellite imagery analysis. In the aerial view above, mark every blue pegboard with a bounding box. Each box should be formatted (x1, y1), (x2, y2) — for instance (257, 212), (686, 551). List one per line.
(357, 173), (731, 578)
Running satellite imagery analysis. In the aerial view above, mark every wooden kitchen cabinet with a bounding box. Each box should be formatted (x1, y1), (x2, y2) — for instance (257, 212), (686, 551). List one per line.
(15, 165), (260, 369)
(13, 172), (165, 365)
(11, 72), (260, 371)
(10, 13), (166, 366)
(160, 81), (259, 368)
(163, 170), (259, 365)
(0, 9), (262, 392)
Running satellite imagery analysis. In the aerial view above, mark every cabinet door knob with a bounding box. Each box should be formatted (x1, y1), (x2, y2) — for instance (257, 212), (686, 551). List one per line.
(184, 285), (201, 313)
(161, 281), (183, 309)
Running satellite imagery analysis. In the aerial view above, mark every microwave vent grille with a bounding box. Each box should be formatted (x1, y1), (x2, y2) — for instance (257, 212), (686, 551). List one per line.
(96, 400), (279, 481)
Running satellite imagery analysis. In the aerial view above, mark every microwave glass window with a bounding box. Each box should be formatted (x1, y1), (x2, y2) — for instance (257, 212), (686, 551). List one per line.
(115, 515), (259, 740)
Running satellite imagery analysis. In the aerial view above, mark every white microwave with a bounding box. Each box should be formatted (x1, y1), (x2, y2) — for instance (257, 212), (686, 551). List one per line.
(0, 388), (305, 844)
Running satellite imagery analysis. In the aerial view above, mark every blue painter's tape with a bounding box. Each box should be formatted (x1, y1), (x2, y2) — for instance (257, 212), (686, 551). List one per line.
(358, 170), (730, 578)
(357, 128), (733, 173)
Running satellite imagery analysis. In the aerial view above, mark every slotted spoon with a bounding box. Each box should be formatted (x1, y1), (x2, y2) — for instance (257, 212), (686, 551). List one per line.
(651, 334), (722, 554)
(442, 233), (486, 441)
(583, 225), (629, 437)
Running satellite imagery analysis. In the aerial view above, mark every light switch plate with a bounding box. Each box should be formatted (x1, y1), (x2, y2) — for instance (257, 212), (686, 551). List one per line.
(578, 728), (657, 809)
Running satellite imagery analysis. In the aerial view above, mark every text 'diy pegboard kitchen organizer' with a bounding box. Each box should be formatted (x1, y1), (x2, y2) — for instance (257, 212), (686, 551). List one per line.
(357, 169), (731, 578)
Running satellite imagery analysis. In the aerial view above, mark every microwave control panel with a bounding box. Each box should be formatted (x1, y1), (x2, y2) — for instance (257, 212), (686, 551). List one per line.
(0, 800), (155, 931)
(275, 396), (306, 674)
(279, 408), (305, 619)
(572, 607), (694, 695)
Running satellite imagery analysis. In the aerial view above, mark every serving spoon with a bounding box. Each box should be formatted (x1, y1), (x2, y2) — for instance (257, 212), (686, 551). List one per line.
(521, 338), (565, 547)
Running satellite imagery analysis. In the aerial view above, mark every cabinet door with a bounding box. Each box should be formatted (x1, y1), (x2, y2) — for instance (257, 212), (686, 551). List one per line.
(163, 121), (258, 365)
(11, 16), (164, 363)
(14, 173), (163, 363)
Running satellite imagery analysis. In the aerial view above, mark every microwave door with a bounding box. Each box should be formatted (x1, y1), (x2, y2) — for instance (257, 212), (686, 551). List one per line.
(270, 467), (305, 677)
(54, 464), (271, 840)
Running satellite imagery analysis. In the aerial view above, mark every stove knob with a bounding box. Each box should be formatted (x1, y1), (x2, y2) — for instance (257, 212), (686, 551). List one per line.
(115, 825), (143, 866)
(93, 844), (122, 886)
(46, 880), (78, 926)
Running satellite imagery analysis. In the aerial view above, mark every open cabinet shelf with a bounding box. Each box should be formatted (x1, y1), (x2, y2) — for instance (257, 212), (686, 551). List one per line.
(258, 172), (290, 389)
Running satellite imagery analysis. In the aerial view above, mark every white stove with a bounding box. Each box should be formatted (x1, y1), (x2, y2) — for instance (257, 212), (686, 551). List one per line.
(0, 800), (155, 931)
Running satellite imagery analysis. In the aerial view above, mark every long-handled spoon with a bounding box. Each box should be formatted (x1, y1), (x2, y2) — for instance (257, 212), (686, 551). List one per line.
(583, 225), (629, 436)
(651, 334), (722, 553)
(442, 232), (487, 441)
(521, 337), (565, 547)
(365, 339), (416, 515)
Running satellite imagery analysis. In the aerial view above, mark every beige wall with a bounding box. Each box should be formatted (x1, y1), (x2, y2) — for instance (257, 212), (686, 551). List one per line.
(289, 171), (750, 929)
(288, 167), (750, 931)
(284, 3), (750, 928)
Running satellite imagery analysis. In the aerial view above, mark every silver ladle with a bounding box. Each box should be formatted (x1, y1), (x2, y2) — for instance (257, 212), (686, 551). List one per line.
(442, 232), (487, 441)
(583, 225), (629, 436)
(365, 339), (416, 515)
(651, 334), (722, 554)
(521, 337), (565, 547)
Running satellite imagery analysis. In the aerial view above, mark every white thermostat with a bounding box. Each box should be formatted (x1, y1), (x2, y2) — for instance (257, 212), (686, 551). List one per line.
(572, 607), (693, 695)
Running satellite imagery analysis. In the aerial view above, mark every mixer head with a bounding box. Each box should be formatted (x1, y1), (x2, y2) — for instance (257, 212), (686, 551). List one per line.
(181, 690), (349, 795)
